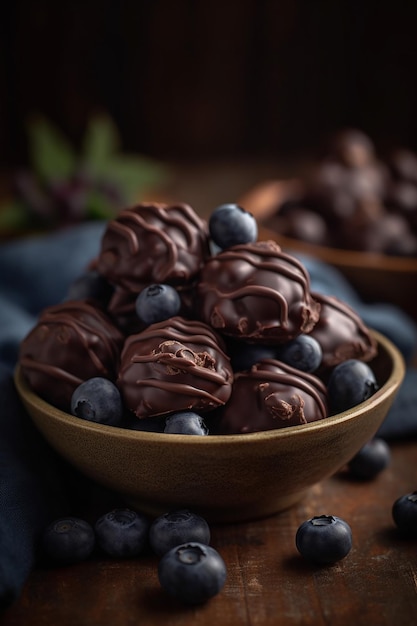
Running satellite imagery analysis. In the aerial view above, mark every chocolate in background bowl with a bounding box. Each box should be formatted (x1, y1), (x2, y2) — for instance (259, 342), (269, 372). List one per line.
(240, 179), (417, 320)
(14, 330), (404, 523)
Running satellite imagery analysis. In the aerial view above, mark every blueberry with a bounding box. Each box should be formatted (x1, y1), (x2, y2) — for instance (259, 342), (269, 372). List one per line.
(158, 542), (227, 604)
(149, 510), (211, 557)
(276, 335), (322, 373)
(327, 359), (379, 414)
(164, 411), (209, 435)
(42, 517), (95, 564)
(392, 492), (417, 536)
(296, 515), (352, 565)
(227, 340), (277, 372)
(71, 377), (123, 426)
(65, 270), (113, 305)
(347, 437), (391, 480)
(209, 204), (257, 249)
(135, 284), (181, 325)
(94, 508), (149, 557)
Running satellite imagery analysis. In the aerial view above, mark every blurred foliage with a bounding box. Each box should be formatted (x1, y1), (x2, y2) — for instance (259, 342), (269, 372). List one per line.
(0, 115), (169, 233)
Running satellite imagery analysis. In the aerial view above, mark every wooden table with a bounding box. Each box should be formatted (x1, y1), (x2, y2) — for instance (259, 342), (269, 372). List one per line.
(2, 439), (417, 626)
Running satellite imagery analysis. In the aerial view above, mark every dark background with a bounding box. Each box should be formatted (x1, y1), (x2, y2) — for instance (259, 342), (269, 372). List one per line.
(1, 0), (417, 168)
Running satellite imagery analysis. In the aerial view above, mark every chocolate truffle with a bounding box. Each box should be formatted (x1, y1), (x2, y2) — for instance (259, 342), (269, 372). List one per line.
(118, 316), (233, 418)
(216, 359), (328, 434)
(269, 207), (329, 246)
(342, 212), (417, 256)
(327, 128), (376, 168)
(197, 240), (321, 343)
(308, 293), (378, 372)
(96, 203), (210, 291)
(19, 300), (124, 410)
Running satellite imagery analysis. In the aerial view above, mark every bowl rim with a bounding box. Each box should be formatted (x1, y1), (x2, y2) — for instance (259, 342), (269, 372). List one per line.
(260, 228), (417, 274)
(14, 330), (405, 447)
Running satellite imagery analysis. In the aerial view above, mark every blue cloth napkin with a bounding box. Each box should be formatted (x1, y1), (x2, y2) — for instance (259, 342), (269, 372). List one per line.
(0, 222), (416, 608)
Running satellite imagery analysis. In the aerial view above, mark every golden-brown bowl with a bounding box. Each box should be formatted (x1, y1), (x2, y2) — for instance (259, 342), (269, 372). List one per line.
(240, 179), (417, 320)
(14, 330), (404, 523)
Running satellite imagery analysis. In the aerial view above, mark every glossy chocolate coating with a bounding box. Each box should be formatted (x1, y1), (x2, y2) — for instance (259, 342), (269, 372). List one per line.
(197, 240), (321, 343)
(216, 359), (328, 434)
(19, 300), (124, 410)
(118, 316), (233, 418)
(308, 293), (378, 371)
(96, 203), (210, 291)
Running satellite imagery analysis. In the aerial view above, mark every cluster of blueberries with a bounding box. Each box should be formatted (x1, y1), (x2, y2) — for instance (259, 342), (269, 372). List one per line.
(42, 508), (225, 604)
(42, 488), (417, 604)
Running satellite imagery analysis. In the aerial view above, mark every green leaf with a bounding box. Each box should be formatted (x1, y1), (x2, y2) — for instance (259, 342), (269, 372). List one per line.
(27, 117), (77, 183)
(100, 155), (170, 200)
(0, 201), (32, 231)
(82, 115), (121, 176)
(84, 189), (119, 220)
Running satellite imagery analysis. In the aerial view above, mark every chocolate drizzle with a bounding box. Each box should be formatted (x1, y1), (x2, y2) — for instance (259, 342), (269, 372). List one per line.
(118, 316), (233, 418)
(19, 300), (124, 410)
(198, 240), (321, 342)
(309, 292), (378, 372)
(216, 358), (328, 434)
(97, 203), (210, 291)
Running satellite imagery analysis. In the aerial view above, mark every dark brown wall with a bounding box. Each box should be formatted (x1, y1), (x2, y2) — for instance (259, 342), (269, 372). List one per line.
(1, 0), (417, 167)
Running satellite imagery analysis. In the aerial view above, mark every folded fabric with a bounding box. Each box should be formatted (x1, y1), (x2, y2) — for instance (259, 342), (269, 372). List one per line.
(0, 365), (71, 608)
(0, 221), (416, 608)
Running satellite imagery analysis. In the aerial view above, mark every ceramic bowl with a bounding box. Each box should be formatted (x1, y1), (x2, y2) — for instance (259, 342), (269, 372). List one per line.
(240, 179), (417, 320)
(14, 330), (404, 523)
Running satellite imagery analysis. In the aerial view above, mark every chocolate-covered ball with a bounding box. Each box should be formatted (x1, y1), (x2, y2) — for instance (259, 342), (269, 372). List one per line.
(216, 359), (328, 434)
(386, 148), (417, 185)
(197, 240), (321, 343)
(327, 128), (376, 168)
(19, 300), (124, 410)
(118, 316), (233, 418)
(308, 293), (378, 372)
(269, 208), (329, 246)
(343, 212), (417, 256)
(96, 203), (210, 291)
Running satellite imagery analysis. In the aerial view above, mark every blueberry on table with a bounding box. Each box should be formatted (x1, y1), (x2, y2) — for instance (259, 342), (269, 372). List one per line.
(42, 517), (95, 564)
(149, 509), (211, 556)
(208, 203), (258, 249)
(347, 437), (391, 480)
(296, 515), (352, 565)
(158, 542), (227, 604)
(71, 377), (123, 426)
(135, 284), (181, 325)
(327, 359), (379, 414)
(392, 492), (417, 536)
(276, 334), (322, 373)
(94, 509), (149, 558)
(164, 411), (209, 435)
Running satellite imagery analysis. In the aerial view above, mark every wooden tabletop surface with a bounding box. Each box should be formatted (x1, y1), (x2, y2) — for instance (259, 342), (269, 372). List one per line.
(1, 439), (416, 626)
